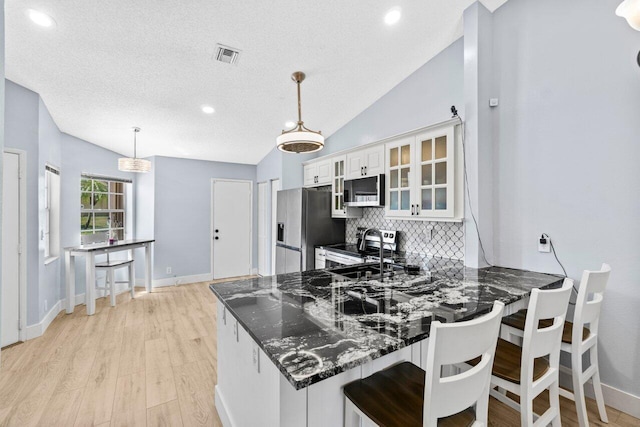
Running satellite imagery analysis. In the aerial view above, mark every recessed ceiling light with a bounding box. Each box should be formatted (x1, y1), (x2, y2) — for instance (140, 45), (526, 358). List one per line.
(201, 105), (215, 114)
(27, 9), (56, 28)
(285, 121), (295, 128)
(384, 7), (401, 26)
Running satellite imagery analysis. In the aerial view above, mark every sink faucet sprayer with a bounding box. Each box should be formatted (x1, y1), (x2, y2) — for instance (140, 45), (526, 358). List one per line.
(359, 228), (386, 277)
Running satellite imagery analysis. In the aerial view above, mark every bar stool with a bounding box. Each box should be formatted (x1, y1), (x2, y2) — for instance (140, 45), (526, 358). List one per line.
(95, 253), (135, 307)
(342, 301), (505, 427)
(469, 279), (573, 427)
(501, 264), (610, 426)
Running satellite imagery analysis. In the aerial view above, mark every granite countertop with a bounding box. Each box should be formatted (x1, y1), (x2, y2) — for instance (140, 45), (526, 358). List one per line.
(209, 259), (563, 390)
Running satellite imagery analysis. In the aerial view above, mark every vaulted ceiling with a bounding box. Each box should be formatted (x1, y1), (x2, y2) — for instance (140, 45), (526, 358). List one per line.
(6, 0), (508, 164)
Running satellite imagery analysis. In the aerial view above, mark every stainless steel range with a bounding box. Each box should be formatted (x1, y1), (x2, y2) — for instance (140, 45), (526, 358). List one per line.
(318, 229), (398, 268)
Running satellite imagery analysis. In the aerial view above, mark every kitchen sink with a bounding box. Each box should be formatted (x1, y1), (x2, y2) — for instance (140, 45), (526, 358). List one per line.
(328, 262), (404, 280)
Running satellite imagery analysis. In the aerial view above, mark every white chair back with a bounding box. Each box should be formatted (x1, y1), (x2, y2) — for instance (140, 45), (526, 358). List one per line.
(572, 263), (610, 348)
(522, 279), (573, 374)
(423, 301), (504, 425)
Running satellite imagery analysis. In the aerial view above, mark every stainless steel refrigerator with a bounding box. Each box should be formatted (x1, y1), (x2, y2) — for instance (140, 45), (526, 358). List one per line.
(276, 188), (345, 274)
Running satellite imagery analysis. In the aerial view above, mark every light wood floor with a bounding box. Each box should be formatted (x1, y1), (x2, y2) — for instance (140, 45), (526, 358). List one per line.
(0, 281), (637, 427)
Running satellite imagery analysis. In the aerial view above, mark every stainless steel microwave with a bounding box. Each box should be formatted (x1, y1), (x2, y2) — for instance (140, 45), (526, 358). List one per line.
(344, 174), (385, 207)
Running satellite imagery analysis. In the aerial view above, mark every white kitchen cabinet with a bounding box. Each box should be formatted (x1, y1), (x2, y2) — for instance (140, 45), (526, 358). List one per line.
(385, 123), (459, 220)
(303, 159), (331, 187)
(345, 145), (385, 180)
(330, 156), (362, 218)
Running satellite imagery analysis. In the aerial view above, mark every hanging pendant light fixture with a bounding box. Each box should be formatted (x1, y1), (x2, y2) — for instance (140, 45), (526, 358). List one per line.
(616, 0), (640, 30)
(276, 71), (324, 153)
(118, 127), (151, 173)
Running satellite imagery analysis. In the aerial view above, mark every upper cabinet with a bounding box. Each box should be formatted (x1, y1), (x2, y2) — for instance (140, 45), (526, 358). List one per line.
(385, 123), (460, 220)
(331, 156), (346, 216)
(331, 155), (362, 218)
(345, 145), (385, 180)
(303, 158), (331, 187)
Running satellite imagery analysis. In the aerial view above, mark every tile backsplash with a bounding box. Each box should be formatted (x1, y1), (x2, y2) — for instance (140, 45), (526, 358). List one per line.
(345, 208), (464, 260)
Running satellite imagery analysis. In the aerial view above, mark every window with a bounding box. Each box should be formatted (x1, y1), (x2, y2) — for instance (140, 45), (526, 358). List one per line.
(44, 164), (61, 261)
(81, 175), (131, 240)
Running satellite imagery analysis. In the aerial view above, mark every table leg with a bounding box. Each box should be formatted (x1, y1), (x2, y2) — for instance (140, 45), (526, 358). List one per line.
(145, 243), (153, 293)
(86, 252), (96, 315)
(65, 251), (75, 314)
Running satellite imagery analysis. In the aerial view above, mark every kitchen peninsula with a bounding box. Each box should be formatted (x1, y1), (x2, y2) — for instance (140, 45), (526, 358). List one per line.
(209, 259), (562, 427)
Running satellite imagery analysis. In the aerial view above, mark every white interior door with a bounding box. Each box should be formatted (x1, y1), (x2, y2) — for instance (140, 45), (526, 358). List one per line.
(258, 182), (268, 276)
(213, 180), (252, 279)
(270, 179), (280, 275)
(2, 152), (21, 347)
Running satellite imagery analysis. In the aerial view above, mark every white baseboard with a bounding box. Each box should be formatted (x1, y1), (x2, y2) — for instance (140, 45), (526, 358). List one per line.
(135, 272), (214, 288)
(250, 268), (258, 275)
(25, 299), (63, 340)
(215, 386), (232, 427)
(560, 368), (640, 418)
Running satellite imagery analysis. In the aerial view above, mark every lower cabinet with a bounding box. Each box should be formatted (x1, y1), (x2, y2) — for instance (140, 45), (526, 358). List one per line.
(216, 300), (426, 427)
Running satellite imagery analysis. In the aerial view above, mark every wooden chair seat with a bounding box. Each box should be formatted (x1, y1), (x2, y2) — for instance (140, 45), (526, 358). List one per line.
(469, 338), (549, 384)
(343, 362), (475, 427)
(502, 309), (590, 344)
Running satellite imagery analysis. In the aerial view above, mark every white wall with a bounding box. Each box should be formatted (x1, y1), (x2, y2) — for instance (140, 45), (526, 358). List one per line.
(490, 0), (640, 397)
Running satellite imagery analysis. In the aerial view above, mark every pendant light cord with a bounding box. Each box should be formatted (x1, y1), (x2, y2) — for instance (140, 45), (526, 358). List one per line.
(133, 131), (137, 159)
(297, 80), (303, 126)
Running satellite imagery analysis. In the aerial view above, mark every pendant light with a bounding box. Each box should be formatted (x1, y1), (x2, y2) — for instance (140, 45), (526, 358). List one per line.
(276, 71), (324, 153)
(118, 127), (151, 173)
(616, 0), (640, 30)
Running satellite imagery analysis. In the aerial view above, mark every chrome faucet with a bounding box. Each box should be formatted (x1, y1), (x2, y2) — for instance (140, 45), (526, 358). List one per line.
(359, 228), (385, 276)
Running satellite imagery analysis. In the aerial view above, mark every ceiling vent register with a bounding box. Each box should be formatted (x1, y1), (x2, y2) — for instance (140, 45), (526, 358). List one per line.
(214, 44), (241, 65)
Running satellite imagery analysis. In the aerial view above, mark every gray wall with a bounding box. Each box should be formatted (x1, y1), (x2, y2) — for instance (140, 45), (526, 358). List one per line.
(60, 132), (135, 299)
(37, 98), (62, 319)
(276, 38), (464, 191)
(490, 0), (640, 396)
(5, 81), (40, 325)
(5, 80), (135, 324)
(320, 38), (464, 158)
(152, 156), (257, 280)
(0, 0), (5, 341)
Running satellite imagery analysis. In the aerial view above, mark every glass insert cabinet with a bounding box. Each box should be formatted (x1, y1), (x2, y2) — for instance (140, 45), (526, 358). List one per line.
(385, 124), (456, 219)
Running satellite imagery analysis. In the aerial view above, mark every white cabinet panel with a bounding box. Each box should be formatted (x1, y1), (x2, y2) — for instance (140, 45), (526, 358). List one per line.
(345, 145), (385, 180)
(364, 145), (385, 176)
(304, 159), (332, 187)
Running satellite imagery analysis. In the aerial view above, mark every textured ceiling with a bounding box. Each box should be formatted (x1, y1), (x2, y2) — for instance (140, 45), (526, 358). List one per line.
(6, 0), (508, 164)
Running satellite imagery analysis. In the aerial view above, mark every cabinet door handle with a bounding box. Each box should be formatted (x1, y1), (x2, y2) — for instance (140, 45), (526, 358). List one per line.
(364, 166), (367, 175)
(360, 167), (364, 176)
(411, 205), (414, 215)
(416, 205), (420, 215)
(215, 236), (219, 240)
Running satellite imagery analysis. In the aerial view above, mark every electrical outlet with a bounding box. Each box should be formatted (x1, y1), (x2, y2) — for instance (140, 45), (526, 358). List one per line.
(424, 225), (433, 241)
(538, 233), (551, 253)
(166, 267), (172, 274)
